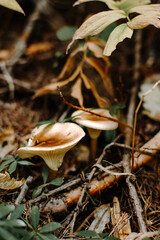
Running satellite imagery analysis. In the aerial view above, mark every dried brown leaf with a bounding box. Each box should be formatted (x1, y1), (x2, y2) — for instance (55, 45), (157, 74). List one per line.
(0, 172), (25, 190)
(81, 71), (109, 107)
(33, 66), (81, 98)
(26, 42), (53, 55)
(85, 56), (114, 97)
(71, 77), (84, 107)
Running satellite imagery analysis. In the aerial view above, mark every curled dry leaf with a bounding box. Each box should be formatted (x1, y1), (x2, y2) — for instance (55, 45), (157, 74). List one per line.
(33, 38), (114, 108)
(0, 172), (25, 190)
(26, 42), (54, 56)
(128, 4), (160, 29)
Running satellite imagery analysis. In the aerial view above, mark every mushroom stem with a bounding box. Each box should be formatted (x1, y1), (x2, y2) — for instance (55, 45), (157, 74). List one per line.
(90, 137), (98, 160)
(48, 169), (58, 180)
(87, 128), (101, 160)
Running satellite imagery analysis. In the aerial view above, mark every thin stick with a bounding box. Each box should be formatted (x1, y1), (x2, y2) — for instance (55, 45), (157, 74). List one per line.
(15, 176), (33, 206)
(122, 30), (147, 233)
(57, 86), (132, 130)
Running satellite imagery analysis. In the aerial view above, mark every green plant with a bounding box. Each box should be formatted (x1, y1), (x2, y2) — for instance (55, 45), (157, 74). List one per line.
(24, 206), (61, 240)
(32, 177), (64, 199)
(0, 203), (61, 240)
(0, 155), (34, 174)
(0, 203), (31, 240)
(0, 0), (24, 14)
(68, 0), (160, 56)
(76, 230), (120, 239)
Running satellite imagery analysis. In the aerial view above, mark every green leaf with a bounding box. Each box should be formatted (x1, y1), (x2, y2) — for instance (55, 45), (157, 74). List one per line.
(142, 238), (151, 240)
(49, 178), (64, 186)
(36, 120), (57, 127)
(37, 232), (59, 240)
(97, 22), (117, 41)
(19, 230), (34, 240)
(56, 26), (77, 40)
(0, 158), (15, 168)
(18, 160), (34, 166)
(99, 232), (109, 238)
(42, 164), (49, 184)
(104, 129), (117, 143)
(105, 236), (120, 240)
(40, 222), (61, 233)
(0, 219), (26, 227)
(9, 161), (17, 174)
(30, 206), (40, 230)
(32, 184), (46, 199)
(0, 0), (24, 14)
(1, 156), (15, 161)
(0, 227), (17, 240)
(109, 103), (126, 118)
(76, 230), (99, 237)
(0, 204), (15, 219)
(10, 204), (25, 219)
(104, 23), (133, 56)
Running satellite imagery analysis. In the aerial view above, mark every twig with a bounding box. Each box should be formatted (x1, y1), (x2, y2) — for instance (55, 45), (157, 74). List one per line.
(68, 135), (122, 233)
(57, 86), (132, 130)
(126, 231), (159, 240)
(122, 30), (147, 233)
(113, 142), (160, 158)
(36, 131), (160, 212)
(30, 177), (81, 204)
(0, 62), (15, 99)
(0, 74), (32, 90)
(94, 163), (133, 176)
(7, 2), (40, 69)
(15, 176), (33, 206)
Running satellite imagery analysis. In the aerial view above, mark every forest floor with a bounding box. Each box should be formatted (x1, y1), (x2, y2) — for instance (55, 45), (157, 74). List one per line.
(0, 1), (160, 240)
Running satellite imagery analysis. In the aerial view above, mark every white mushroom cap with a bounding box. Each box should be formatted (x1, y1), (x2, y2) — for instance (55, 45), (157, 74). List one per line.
(71, 109), (118, 139)
(17, 122), (85, 171)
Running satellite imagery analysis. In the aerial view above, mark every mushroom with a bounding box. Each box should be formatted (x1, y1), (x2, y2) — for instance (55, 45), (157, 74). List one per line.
(17, 122), (85, 171)
(71, 109), (118, 160)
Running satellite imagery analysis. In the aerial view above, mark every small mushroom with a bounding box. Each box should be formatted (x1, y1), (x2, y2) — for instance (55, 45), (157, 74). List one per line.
(17, 122), (85, 171)
(71, 109), (118, 160)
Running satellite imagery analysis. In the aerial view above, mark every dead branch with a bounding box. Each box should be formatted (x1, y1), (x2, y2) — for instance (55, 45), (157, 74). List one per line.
(122, 30), (147, 233)
(15, 176), (33, 206)
(41, 128), (160, 213)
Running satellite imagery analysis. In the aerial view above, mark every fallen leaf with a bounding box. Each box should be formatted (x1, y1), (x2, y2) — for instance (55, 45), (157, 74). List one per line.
(111, 197), (131, 240)
(89, 204), (111, 233)
(26, 42), (53, 56)
(0, 172), (25, 190)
